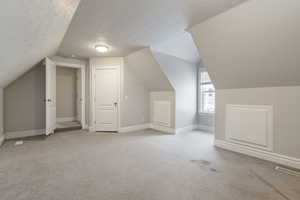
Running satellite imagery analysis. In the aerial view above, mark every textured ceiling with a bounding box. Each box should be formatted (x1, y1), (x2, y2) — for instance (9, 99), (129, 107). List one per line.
(0, 0), (80, 87)
(58, 0), (247, 62)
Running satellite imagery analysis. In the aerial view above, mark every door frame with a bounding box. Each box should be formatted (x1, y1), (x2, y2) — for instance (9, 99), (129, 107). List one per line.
(90, 65), (121, 132)
(45, 57), (57, 135)
(53, 59), (86, 129)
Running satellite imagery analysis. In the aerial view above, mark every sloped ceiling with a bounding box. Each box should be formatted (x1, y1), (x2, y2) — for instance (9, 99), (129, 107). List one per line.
(151, 31), (200, 64)
(190, 0), (300, 89)
(58, 0), (247, 62)
(0, 0), (80, 88)
(125, 48), (174, 91)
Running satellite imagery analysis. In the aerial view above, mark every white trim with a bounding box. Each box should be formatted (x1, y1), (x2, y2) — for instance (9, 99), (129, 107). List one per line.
(51, 56), (86, 69)
(0, 134), (4, 146)
(82, 124), (88, 130)
(51, 57), (86, 131)
(119, 123), (150, 133)
(175, 125), (198, 134)
(215, 139), (300, 170)
(196, 124), (214, 133)
(150, 124), (175, 134)
(5, 129), (46, 139)
(56, 117), (76, 123)
(90, 60), (122, 132)
(88, 126), (95, 132)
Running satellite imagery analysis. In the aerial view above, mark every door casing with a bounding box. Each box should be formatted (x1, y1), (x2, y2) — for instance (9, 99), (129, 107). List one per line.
(53, 59), (86, 129)
(90, 65), (121, 132)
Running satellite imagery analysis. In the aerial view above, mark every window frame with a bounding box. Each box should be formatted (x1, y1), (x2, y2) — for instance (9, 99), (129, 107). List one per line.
(198, 68), (215, 114)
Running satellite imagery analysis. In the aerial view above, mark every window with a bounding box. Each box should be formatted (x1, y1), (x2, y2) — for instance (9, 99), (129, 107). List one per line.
(199, 70), (215, 113)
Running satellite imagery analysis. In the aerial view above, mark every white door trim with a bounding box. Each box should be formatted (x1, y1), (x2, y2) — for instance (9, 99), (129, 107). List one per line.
(90, 65), (121, 132)
(53, 61), (86, 129)
(45, 57), (57, 135)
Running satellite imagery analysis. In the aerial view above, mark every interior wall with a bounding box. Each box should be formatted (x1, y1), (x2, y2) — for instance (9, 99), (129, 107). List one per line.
(190, 0), (300, 89)
(152, 52), (197, 129)
(56, 67), (77, 120)
(89, 57), (150, 128)
(122, 62), (150, 127)
(150, 91), (176, 129)
(4, 62), (45, 133)
(189, 0), (300, 160)
(125, 48), (174, 91)
(217, 87), (300, 159)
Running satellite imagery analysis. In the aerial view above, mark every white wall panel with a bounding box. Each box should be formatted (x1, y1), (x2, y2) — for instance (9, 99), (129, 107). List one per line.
(226, 104), (273, 151)
(153, 101), (171, 127)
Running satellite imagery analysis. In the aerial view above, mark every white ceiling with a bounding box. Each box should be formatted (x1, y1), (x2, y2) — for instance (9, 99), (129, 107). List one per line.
(58, 0), (247, 62)
(0, 0), (80, 87)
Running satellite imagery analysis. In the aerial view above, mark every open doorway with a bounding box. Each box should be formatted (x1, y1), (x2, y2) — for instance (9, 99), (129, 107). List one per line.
(45, 57), (85, 135)
(55, 66), (81, 131)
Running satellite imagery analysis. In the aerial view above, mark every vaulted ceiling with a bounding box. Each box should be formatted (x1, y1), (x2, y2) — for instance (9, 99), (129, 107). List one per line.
(0, 0), (80, 87)
(58, 0), (247, 61)
(1, 0), (248, 87)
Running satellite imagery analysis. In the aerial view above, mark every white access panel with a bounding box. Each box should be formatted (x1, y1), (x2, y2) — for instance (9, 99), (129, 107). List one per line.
(226, 104), (273, 151)
(153, 101), (171, 127)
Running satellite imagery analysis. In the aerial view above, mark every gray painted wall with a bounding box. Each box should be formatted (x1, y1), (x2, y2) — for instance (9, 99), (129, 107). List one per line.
(122, 63), (150, 127)
(217, 87), (300, 159)
(4, 62), (45, 133)
(125, 48), (174, 91)
(190, 0), (300, 89)
(190, 0), (300, 159)
(56, 67), (77, 119)
(152, 52), (197, 129)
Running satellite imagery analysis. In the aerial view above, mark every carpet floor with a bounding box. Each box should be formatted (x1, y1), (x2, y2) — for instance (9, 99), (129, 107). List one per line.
(0, 129), (299, 200)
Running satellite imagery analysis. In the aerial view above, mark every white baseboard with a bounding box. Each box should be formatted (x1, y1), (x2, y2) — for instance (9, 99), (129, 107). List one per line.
(196, 124), (214, 133)
(88, 126), (95, 132)
(150, 124), (175, 134)
(56, 117), (76, 123)
(215, 139), (300, 170)
(175, 125), (198, 134)
(82, 124), (88, 130)
(119, 123), (150, 133)
(5, 129), (46, 139)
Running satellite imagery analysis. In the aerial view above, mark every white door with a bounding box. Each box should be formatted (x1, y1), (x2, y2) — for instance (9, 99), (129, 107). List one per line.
(45, 58), (56, 135)
(76, 69), (83, 125)
(94, 67), (119, 132)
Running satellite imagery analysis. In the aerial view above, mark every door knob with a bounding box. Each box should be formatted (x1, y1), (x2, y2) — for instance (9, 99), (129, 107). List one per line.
(114, 102), (118, 106)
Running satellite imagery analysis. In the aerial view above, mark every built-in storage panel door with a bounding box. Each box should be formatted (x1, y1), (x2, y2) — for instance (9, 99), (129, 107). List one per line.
(94, 67), (118, 131)
(45, 58), (56, 135)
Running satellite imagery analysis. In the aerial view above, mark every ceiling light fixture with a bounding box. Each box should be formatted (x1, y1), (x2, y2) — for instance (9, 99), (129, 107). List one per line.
(95, 45), (109, 53)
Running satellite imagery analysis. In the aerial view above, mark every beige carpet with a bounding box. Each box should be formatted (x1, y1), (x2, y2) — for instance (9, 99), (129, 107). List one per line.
(0, 129), (299, 200)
